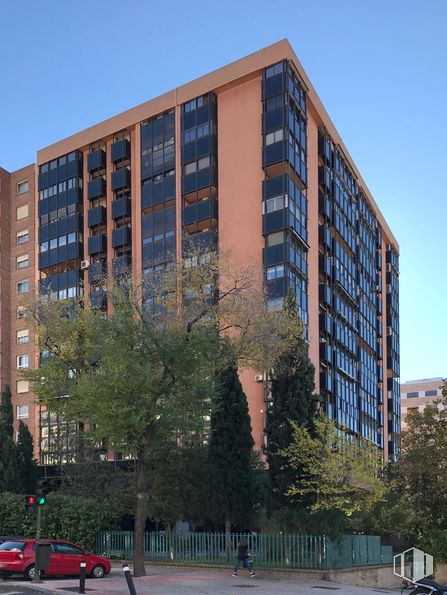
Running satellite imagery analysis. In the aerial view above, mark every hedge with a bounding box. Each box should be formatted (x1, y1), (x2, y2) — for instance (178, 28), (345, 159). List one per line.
(0, 492), (113, 549)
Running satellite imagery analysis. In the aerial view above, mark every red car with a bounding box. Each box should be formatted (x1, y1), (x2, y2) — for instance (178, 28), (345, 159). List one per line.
(0, 539), (111, 581)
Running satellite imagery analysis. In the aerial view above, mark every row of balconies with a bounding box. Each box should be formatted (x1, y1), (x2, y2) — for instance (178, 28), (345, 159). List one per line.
(87, 193), (215, 230)
(88, 227), (131, 255)
(88, 254), (131, 282)
(87, 140), (130, 173)
(88, 168), (131, 199)
(38, 243), (82, 269)
(87, 198), (131, 227)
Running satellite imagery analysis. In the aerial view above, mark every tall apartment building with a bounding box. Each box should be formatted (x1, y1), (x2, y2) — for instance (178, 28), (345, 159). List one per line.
(1, 40), (400, 463)
(400, 378), (445, 431)
(0, 165), (37, 452)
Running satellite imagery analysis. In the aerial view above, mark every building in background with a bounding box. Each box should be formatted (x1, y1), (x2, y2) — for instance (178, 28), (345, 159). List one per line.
(400, 378), (445, 431)
(1, 39), (400, 464)
(0, 164), (38, 455)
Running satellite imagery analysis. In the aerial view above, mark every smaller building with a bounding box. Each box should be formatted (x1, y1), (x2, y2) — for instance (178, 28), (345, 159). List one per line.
(400, 378), (445, 431)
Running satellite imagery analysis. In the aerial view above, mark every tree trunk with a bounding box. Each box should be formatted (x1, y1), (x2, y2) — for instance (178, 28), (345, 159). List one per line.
(134, 452), (149, 577)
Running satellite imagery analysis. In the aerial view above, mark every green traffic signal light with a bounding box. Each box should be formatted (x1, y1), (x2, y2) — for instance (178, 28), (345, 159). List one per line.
(38, 496), (46, 506)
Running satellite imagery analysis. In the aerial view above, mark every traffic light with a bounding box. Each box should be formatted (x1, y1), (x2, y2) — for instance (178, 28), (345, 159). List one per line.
(25, 495), (36, 513)
(35, 479), (49, 506)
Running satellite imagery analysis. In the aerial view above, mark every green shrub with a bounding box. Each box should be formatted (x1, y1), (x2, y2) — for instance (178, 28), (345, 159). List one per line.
(0, 492), (113, 549)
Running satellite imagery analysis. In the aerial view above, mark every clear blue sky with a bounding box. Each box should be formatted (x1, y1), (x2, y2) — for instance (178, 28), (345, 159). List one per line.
(1, 0), (445, 383)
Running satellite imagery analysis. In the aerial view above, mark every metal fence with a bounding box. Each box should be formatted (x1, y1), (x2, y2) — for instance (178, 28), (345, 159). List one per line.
(95, 531), (393, 570)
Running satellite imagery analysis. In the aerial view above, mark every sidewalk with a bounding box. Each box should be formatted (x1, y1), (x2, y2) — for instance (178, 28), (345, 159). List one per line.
(3, 565), (400, 594)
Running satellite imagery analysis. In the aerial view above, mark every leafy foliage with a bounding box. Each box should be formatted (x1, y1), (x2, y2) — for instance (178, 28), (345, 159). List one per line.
(23, 251), (301, 575)
(264, 292), (318, 526)
(281, 415), (385, 521)
(395, 400), (447, 559)
(147, 441), (210, 527)
(0, 492), (112, 549)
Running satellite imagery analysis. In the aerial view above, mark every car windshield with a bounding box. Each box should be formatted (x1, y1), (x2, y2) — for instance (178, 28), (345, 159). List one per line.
(0, 541), (26, 550)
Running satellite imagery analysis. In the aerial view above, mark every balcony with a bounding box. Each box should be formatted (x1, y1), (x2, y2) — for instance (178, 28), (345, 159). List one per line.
(88, 234), (107, 255)
(40, 243), (82, 268)
(111, 139), (130, 163)
(182, 230), (217, 255)
(88, 206), (107, 227)
(266, 277), (287, 299)
(318, 165), (332, 192)
(263, 209), (287, 235)
(88, 177), (106, 200)
(319, 283), (332, 307)
(112, 197), (131, 220)
(262, 71), (286, 99)
(112, 253), (131, 276)
(319, 193), (332, 221)
(66, 187), (83, 206)
(88, 261), (106, 283)
(87, 149), (106, 172)
(263, 243), (285, 267)
(182, 167), (216, 195)
(111, 168), (131, 192)
(319, 342), (332, 364)
(90, 289), (107, 310)
(112, 226), (131, 248)
(319, 225), (331, 249)
(319, 312), (332, 335)
(263, 108), (285, 133)
(319, 254), (332, 278)
(183, 197), (217, 226)
(263, 140), (286, 168)
(320, 370), (334, 393)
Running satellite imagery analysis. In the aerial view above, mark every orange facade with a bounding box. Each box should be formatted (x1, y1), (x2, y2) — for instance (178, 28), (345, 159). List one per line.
(1, 39), (399, 461)
(0, 164), (38, 454)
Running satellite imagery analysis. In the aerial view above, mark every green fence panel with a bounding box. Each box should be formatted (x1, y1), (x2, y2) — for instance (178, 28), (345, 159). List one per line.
(381, 545), (393, 565)
(95, 531), (389, 570)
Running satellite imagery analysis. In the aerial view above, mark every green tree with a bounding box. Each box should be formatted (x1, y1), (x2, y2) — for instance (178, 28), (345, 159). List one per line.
(400, 403), (447, 528)
(208, 363), (256, 533)
(147, 441), (210, 529)
(281, 415), (385, 528)
(264, 292), (318, 527)
(25, 252), (299, 575)
(15, 421), (39, 494)
(0, 384), (18, 491)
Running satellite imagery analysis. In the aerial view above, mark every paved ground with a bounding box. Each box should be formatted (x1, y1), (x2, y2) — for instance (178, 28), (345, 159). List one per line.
(1, 566), (402, 594)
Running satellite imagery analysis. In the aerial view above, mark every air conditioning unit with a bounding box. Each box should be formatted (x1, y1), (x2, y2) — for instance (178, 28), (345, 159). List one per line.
(254, 374), (264, 383)
(81, 260), (90, 270)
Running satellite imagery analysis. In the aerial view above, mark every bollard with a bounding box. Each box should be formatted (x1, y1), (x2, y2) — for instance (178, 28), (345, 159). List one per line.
(123, 563), (137, 595)
(79, 560), (86, 594)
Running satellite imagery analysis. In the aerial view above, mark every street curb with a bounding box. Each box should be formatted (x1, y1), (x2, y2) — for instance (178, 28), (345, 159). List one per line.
(0, 584), (55, 594)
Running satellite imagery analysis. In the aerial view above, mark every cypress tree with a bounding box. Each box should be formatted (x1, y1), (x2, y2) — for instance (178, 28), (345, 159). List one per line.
(208, 363), (256, 532)
(265, 292), (318, 523)
(0, 385), (18, 491)
(15, 421), (39, 494)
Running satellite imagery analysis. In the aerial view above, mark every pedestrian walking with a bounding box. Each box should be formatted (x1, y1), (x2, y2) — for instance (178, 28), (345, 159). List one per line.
(232, 537), (257, 577)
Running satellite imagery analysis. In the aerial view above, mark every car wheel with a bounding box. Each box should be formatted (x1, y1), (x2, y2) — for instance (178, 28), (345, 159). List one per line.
(90, 564), (105, 579)
(24, 564), (36, 581)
